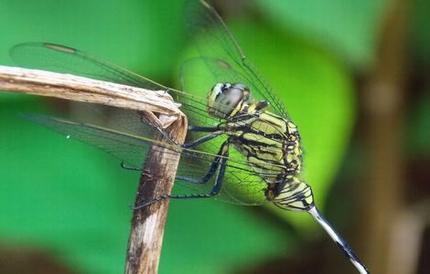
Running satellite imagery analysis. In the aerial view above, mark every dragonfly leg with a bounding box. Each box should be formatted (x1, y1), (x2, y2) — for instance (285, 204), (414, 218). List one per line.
(182, 130), (224, 148)
(188, 125), (221, 132)
(178, 137), (231, 185)
(120, 141), (226, 183)
(176, 158), (220, 184)
(134, 141), (230, 210)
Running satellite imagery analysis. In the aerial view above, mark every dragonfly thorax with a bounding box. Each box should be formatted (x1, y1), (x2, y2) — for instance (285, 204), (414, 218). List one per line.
(207, 82), (251, 119)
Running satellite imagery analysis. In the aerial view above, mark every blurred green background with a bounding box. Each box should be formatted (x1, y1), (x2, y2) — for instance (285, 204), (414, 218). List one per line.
(0, 0), (429, 274)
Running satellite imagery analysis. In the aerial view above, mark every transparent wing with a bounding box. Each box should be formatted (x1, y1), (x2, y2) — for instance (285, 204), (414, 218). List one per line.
(10, 42), (222, 129)
(10, 41), (234, 159)
(184, 0), (290, 118)
(25, 114), (272, 205)
(10, 42), (168, 90)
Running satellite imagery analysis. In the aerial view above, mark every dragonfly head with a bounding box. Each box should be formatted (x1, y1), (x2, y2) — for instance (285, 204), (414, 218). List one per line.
(207, 82), (250, 119)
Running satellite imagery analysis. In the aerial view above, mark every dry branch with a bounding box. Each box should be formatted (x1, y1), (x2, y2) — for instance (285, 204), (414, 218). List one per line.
(0, 65), (188, 274)
(0, 65), (184, 130)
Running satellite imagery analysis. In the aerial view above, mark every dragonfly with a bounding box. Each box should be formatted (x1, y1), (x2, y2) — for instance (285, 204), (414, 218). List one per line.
(9, 0), (369, 273)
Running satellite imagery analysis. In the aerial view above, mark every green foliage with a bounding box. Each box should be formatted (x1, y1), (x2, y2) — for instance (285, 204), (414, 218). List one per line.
(255, 0), (387, 67)
(161, 201), (292, 274)
(0, 0), (187, 77)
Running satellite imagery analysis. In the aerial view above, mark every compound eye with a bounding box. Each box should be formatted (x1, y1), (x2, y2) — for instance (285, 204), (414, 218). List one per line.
(221, 83), (232, 93)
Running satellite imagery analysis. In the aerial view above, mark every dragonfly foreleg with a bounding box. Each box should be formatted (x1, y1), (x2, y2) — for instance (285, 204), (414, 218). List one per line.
(188, 125), (221, 132)
(182, 130), (224, 148)
(134, 141), (230, 210)
(172, 140), (230, 198)
(176, 158), (219, 184)
(178, 138), (230, 184)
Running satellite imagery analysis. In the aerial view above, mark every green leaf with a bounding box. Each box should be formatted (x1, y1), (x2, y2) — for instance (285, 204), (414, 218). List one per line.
(0, 0), (187, 78)
(160, 201), (292, 274)
(254, 0), (387, 67)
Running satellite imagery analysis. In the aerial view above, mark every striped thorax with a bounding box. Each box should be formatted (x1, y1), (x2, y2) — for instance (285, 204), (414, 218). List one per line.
(208, 82), (314, 211)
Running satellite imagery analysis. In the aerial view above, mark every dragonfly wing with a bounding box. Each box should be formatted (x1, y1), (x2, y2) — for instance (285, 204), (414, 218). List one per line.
(10, 42), (222, 140)
(26, 114), (270, 205)
(10, 42), (165, 90)
(24, 113), (157, 168)
(185, 0), (290, 118)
